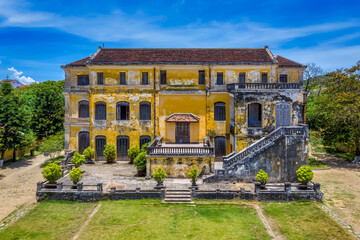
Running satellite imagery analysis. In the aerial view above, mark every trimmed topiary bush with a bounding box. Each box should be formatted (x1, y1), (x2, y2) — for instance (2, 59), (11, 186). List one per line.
(83, 147), (95, 163)
(128, 145), (140, 164)
(134, 151), (147, 175)
(153, 167), (167, 187)
(69, 167), (83, 184)
(256, 169), (269, 185)
(41, 162), (62, 184)
(296, 165), (314, 185)
(104, 143), (116, 163)
(71, 151), (85, 168)
(188, 168), (199, 186)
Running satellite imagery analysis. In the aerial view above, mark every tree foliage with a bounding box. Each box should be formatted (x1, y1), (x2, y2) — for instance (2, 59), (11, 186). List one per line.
(306, 61), (360, 156)
(0, 82), (34, 161)
(188, 168), (199, 186)
(127, 145), (140, 164)
(83, 147), (95, 161)
(71, 151), (85, 167)
(103, 143), (116, 163)
(153, 167), (167, 185)
(38, 131), (64, 158)
(69, 167), (83, 184)
(134, 151), (147, 172)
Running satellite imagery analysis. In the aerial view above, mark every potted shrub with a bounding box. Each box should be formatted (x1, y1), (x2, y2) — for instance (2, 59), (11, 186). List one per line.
(188, 168), (199, 190)
(128, 145), (140, 164)
(153, 167), (167, 189)
(83, 147), (95, 164)
(69, 167), (83, 188)
(256, 169), (268, 189)
(71, 151), (85, 167)
(296, 165), (314, 189)
(134, 151), (147, 176)
(141, 142), (151, 152)
(41, 162), (62, 187)
(103, 143), (116, 164)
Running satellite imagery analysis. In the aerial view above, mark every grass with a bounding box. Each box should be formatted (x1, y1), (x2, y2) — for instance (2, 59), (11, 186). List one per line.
(308, 156), (329, 169)
(79, 200), (270, 240)
(0, 201), (96, 240)
(40, 155), (64, 168)
(262, 201), (355, 240)
(0, 200), (357, 240)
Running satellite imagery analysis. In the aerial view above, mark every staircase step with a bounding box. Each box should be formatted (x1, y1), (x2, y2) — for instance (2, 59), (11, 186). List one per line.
(166, 189), (191, 192)
(165, 195), (191, 198)
(164, 189), (192, 203)
(164, 198), (193, 203)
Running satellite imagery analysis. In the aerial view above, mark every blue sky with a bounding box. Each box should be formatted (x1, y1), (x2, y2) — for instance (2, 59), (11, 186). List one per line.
(0, 0), (360, 83)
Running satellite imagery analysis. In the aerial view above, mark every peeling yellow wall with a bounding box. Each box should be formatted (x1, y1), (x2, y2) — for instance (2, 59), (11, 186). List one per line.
(63, 64), (304, 159)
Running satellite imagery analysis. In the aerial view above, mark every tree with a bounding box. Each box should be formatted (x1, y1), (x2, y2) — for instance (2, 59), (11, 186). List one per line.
(16, 80), (65, 139)
(308, 61), (360, 158)
(38, 131), (64, 158)
(0, 82), (34, 161)
(303, 63), (324, 91)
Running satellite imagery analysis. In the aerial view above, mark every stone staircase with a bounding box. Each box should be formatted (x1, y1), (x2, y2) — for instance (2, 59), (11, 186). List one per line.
(163, 189), (193, 203)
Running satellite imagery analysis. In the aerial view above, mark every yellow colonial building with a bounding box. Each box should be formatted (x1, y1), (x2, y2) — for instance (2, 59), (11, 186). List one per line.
(62, 47), (307, 180)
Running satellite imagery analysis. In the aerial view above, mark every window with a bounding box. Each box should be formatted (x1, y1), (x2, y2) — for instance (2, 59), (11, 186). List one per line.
(140, 101), (151, 120)
(95, 136), (106, 157)
(216, 72), (224, 85)
(279, 74), (288, 83)
(142, 72), (149, 85)
(140, 136), (151, 148)
(239, 73), (246, 83)
(214, 102), (226, 121)
(117, 136), (129, 159)
(78, 100), (89, 118)
(97, 72), (103, 85)
(116, 102), (129, 120)
(95, 102), (106, 120)
(160, 70), (166, 85)
(198, 70), (205, 85)
(248, 103), (262, 127)
(120, 72), (126, 85)
(77, 75), (89, 85)
(215, 136), (226, 157)
(262, 73), (268, 83)
(78, 131), (90, 154)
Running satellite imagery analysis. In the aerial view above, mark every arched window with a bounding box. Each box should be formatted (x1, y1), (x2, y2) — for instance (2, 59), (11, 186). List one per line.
(95, 102), (106, 120)
(116, 102), (130, 120)
(117, 136), (129, 159)
(248, 103), (262, 127)
(214, 102), (226, 121)
(78, 100), (89, 118)
(140, 101), (151, 120)
(78, 131), (90, 154)
(140, 135), (151, 148)
(95, 136), (106, 157)
(214, 136), (226, 157)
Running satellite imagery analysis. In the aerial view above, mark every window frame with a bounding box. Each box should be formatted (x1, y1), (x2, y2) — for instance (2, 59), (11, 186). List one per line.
(198, 70), (205, 85)
(239, 72), (246, 83)
(78, 100), (90, 118)
(77, 75), (89, 86)
(120, 72), (126, 85)
(139, 101), (151, 120)
(261, 73), (268, 83)
(279, 74), (288, 83)
(216, 72), (224, 85)
(95, 102), (106, 120)
(97, 72), (104, 85)
(214, 102), (226, 121)
(248, 103), (262, 128)
(160, 70), (167, 85)
(141, 72), (149, 85)
(116, 101), (130, 120)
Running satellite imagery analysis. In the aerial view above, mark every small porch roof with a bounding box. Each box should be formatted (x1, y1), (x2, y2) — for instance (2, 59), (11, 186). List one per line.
(165, 113), (199, 122)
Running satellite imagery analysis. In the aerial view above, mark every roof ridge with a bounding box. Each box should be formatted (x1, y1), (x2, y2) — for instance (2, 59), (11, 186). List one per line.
(101, 47), (265, 50)
(276, 55), (304, 67)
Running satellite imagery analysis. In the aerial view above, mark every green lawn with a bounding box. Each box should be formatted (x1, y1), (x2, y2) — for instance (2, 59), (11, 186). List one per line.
(262, 201), (355, 240)
(79, 200), (270, 240)
(0, 200), (355, 240)
(0, 201), (96, 240)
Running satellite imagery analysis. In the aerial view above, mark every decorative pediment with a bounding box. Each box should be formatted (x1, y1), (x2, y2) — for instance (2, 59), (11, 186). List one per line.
(165, 113), (199, 122)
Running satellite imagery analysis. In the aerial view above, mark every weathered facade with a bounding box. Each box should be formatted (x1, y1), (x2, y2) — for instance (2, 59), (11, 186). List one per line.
(62, 47), (307, 179)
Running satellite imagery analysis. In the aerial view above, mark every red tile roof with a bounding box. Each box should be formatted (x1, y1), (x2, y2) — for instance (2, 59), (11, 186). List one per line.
(166, 113), (199, 122)
(64, 48), (304, 67)
(276, 55), (303, 67)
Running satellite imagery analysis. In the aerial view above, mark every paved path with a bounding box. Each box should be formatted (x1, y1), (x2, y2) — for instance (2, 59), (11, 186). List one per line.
(0, 154), (50, 221)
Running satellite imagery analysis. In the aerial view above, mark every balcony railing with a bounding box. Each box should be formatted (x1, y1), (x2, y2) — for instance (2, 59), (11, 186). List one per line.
(227, 83), (300, 91)
(147, 136), (214, 156)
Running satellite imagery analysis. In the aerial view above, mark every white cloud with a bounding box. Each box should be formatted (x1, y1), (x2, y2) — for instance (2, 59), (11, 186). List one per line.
(7, 67), (36, 85)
